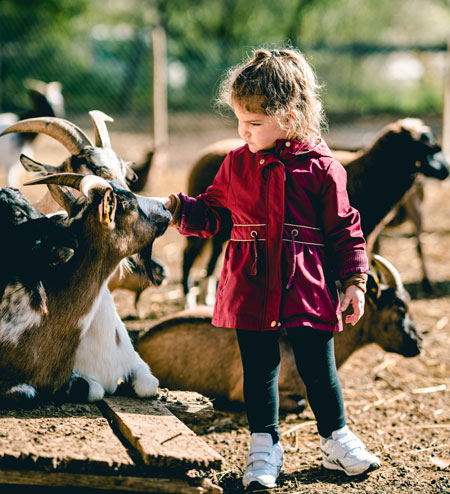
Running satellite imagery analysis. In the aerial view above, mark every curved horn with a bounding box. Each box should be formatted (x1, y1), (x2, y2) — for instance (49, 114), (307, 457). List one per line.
(0, 117), (93, 155)
(372, 254), (404, 291)
(79, 174), (112, 197)
(89, 110), (114, 148)
(24, 172), (86, 190)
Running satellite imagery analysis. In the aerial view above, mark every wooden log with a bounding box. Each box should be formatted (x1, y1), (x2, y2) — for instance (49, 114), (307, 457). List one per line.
(0, 470), (222, 493)
(100, 396), (223, 471)
(0, 402), (135, 475)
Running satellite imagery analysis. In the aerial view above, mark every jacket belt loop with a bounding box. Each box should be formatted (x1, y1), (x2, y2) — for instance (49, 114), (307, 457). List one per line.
(286, 229), (298, 289)
(250, 230), (258, 275)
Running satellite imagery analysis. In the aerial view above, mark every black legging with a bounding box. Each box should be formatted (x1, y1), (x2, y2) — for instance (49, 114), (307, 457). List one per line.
(236, 327), (346, 444)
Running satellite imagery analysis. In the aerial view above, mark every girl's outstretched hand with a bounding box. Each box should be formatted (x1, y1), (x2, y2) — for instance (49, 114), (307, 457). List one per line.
(340, 285), (365, 326)
(149, 197), (172, 208)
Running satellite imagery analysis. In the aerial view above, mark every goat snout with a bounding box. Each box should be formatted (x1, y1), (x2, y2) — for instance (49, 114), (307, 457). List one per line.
(401, 317), (422, 357)
(137, 195), (172, 235)
(422, 150), (450, 180)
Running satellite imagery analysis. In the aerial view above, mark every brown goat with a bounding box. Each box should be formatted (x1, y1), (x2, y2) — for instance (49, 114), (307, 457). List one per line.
(137, 255), (422, 412)
(0, 173), (170, 407)
(181, 119), (449, 304)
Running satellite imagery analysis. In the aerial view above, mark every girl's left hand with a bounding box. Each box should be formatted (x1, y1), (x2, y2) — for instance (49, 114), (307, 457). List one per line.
(340, 285), (365, 326)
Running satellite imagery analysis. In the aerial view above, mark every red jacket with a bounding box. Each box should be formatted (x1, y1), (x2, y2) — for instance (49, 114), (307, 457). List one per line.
(178, 138), (368, 332)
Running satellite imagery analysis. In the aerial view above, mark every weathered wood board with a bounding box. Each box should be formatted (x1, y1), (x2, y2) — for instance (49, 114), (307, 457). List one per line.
(100, 396), (222, 471)
(0, 392), (223, 493)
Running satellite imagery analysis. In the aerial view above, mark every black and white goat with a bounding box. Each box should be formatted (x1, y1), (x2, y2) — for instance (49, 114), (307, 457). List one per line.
(0, 113), (165, 402)
(0, 80), (64, 187)
(0, 173), (170, 407)
(181, 119), (449, 306)
(0, 187), (77, 316)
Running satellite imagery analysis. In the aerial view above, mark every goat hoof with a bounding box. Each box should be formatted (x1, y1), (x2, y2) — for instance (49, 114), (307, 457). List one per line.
(1, 384), (38, 409)
(69, 377), (90, 402)
(133, 374), (159, 397)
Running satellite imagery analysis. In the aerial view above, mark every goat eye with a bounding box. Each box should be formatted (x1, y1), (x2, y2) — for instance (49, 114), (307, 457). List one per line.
(421, 132), (435, 145)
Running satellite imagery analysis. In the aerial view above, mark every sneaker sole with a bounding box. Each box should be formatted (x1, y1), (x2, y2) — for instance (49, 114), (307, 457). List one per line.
(244, 468), (284, 491)
(246, 480), (276, 492)
(322, 458), (381, 476)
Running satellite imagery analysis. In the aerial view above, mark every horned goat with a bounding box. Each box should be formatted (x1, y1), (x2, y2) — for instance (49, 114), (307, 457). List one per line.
(334, 146), (432, 292)
(181, 119), (449, 305)
(0, 80), (64, 187)
(15, 111), (165, 299)
(0, 172), (170, 408)
(0, 113), (165, 402)
(137, 255), (421, 412)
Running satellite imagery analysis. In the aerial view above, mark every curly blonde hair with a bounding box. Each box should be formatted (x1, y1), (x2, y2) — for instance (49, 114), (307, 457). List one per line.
(217, 47), (326, 141)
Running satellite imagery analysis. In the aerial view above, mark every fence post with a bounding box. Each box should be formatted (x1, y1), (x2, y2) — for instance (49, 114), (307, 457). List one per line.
(443, 38), (450, 156)
(152, 26), (169, 164)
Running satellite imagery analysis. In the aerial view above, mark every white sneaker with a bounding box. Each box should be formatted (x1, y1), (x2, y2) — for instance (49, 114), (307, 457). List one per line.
(242, 433), (284, 489)
(320, 425), (381, 476)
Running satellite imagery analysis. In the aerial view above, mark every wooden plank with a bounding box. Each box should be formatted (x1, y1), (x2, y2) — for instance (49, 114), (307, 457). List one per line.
(0, 403), (135, 475)
(100, 396), (223, 471)
(0, 470), (222, 493)
(161, 390), (215, 423)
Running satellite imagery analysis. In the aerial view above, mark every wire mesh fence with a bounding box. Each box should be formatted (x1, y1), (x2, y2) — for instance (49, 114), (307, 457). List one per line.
(0, 14), (448, 145)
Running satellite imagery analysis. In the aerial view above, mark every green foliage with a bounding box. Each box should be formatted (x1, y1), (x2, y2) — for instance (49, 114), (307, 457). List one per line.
(0, 0), (448, 118)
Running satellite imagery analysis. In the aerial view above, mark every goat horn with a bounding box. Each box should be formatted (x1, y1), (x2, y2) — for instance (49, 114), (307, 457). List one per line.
(0, 117), (93, 155)
(79, 174), (112, 197)
(372, 254), (404, 291)
(24, 172), (112, 196)
(24, 172), (86, 190)
(89, 110), (114, 148)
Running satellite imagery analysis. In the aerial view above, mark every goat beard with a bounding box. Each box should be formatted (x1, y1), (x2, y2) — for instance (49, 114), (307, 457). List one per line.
(138, 243), (164, 287)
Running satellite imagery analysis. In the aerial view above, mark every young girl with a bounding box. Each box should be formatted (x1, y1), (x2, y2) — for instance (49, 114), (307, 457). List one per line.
(162, 47), (381, 490)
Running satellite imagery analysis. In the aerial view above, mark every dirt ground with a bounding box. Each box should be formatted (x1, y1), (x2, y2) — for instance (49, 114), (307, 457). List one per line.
(12, 114), (450, 493)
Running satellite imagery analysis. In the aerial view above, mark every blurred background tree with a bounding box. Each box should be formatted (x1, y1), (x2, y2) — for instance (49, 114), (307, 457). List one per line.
(0, 0), (449, 131)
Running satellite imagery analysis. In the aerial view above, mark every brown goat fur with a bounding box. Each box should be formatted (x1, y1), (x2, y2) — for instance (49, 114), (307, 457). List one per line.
(138, 257), (422, 412)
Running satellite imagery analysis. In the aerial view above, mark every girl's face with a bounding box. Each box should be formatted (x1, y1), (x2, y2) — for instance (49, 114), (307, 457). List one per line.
(233, 103), (289, 153)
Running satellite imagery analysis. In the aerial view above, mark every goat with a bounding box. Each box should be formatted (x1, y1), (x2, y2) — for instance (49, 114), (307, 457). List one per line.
(0, 172), (171, 408)
(0, 80), (64, 187)
(137, 254), (421, 412)
(128, 148), (155, 193)
(0, 187), (77, 314)
(333, 147), (432, 291)
(181, 119), (449, 305)
(12, 111), (166, 298)
(0, 113), (164, 402)
(182, 139), (242, 305)
(107, 255), (168, 318)
(343, 118), (449, 249)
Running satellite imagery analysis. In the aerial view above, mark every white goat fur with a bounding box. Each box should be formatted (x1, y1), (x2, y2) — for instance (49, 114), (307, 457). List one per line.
(74, 286), (158, 401)
(43, 210), (158, 402)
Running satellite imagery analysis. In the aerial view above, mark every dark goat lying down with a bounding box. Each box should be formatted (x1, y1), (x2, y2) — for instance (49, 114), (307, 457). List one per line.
(0, 187), (77, 313)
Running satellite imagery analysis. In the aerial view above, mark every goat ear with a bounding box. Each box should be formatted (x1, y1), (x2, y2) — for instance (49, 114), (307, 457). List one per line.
(98, 188), (117, 227)
(20, 154), (59, 174)
(125, 162), (138, 182)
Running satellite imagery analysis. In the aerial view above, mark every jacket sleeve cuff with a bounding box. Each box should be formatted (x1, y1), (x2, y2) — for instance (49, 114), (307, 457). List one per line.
(337, 249), (369, 280)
